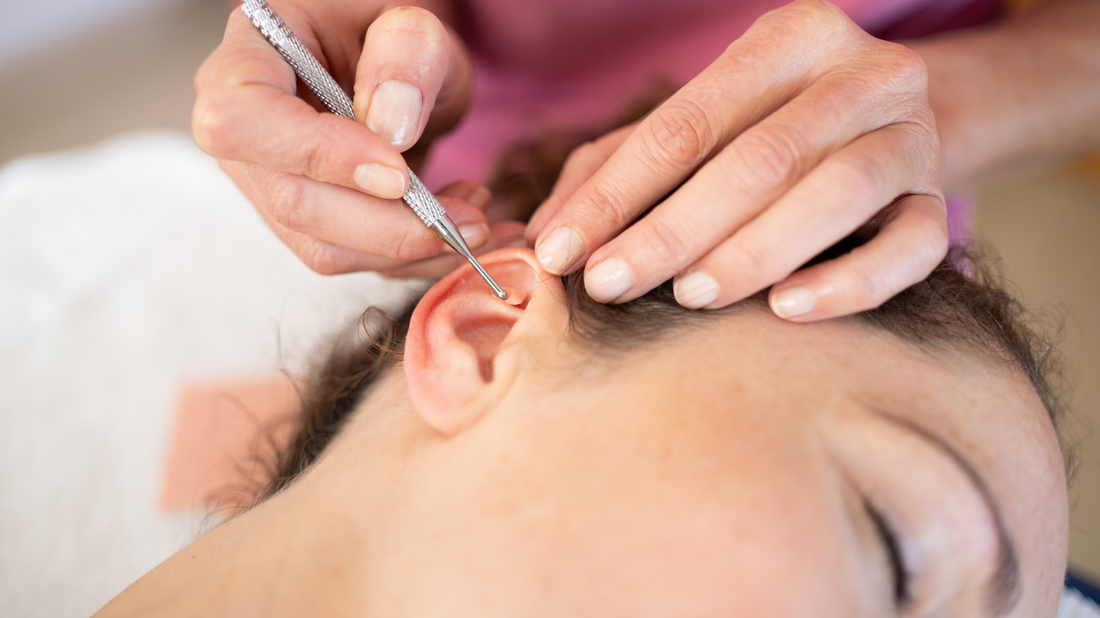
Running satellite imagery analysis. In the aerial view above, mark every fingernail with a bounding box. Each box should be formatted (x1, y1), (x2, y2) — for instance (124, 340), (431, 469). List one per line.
(366, 80), (423, 149)
(458, 223), (490, 248)
(771, 286), (816, 319)
(353, 163), (406, 199)
(585, 258), (634, 303)
(537, 226), (586, 274)
(674, 271), (719, 309)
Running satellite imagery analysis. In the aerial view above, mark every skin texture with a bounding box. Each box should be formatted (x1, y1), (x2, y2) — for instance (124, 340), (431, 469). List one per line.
(96, 249), (1068, 618)
(193, 0), (1100, 318)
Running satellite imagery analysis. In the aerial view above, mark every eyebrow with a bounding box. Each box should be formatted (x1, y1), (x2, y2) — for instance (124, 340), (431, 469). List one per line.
(878, 413), (1021, 616)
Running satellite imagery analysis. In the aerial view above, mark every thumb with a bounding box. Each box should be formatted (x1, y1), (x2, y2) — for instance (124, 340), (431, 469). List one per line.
(353, 6), (473, 152)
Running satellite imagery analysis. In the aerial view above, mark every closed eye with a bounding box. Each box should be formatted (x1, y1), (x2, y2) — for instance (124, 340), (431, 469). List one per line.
(866, 500), (909, 606)
(873, 410), (1021, 616)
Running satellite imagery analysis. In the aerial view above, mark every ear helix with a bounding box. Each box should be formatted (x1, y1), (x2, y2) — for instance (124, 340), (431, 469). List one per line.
(402, 249), (548, 435)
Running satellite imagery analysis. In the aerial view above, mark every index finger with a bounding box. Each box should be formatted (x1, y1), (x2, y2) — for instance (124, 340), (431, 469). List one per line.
(531, 1), (851, 275)
(193, 9), (410, 200)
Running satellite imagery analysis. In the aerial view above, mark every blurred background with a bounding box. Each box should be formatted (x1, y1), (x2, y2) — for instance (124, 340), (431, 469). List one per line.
(0, 0), (1097, 613)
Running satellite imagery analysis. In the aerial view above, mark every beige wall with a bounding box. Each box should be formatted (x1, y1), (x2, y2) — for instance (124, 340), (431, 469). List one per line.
(0, 0), (223, 164)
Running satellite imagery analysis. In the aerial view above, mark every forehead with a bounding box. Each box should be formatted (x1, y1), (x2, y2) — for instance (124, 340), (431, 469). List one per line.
(628, 309), (1063, 508)
(623, 306), (1054, 435)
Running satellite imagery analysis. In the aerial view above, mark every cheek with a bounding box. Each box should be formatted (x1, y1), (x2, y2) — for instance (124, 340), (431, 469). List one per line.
(377, 403), (893, 617)
(702, 457), (896, 617)
(378, 471), (890, 617)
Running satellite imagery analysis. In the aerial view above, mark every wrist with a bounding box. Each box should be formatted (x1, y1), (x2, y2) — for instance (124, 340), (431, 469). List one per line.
(905, 31), (1008, 192)
(906, 0), (1100, 191)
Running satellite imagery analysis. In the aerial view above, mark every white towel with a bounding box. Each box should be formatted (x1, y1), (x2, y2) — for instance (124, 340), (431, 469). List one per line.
(1060, 588), (1100, 618)
(0, 131), (416, 617)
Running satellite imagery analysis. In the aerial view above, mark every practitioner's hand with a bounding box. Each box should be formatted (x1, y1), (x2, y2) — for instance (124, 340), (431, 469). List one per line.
(526, 0), (947, 321)
(194, 2), (502, 277)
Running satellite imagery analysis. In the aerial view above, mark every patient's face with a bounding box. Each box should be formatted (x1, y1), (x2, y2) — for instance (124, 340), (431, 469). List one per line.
(321, 255), (1067, 618)
(118, 253), (1066, 618)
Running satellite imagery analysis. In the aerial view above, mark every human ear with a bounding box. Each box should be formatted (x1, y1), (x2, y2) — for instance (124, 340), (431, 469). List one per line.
(403, 247), (565, 435)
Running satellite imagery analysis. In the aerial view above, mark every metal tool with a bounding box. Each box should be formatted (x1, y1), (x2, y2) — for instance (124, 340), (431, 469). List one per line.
(240, 0), (507, 300)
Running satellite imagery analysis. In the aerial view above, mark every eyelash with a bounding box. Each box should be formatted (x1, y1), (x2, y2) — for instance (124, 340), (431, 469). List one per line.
(867, 504), (910, 606)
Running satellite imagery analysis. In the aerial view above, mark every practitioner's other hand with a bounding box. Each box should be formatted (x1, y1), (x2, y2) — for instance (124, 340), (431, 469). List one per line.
(194, 2), (503, 277)
(527, 0), (947, 321)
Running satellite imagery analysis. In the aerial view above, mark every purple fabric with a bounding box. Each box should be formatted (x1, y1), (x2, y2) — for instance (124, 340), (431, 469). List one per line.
(945, 193), (975, 245)
(872, 0), (1003, 39)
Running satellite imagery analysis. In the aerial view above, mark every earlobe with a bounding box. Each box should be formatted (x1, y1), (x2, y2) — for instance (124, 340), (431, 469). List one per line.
(404, 248), (562, 435)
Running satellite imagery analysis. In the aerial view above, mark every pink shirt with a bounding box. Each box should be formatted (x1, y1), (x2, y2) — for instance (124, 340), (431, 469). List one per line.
(422, 0), (999, 240)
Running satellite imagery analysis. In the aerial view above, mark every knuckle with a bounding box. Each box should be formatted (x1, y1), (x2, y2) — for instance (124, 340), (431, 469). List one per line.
(733, 239), (777, 289)
(266, 177), (310, 231)
(734, 126), (806, 189)
(641, 99), (715, 170)
(191, 92), (234, 157)
(640, 216), (692, 265)
(863, 44), (930, 115)
(883, 43), (928, 89)
(852, 262), (886, 306)
(297, 116), (343, 180)
(386, 221), (435, 262)
(844, 153), (889, 200)
(817, 1), (856, 37)
(298, 240), (342, 276)
(583, 181), (633, 229)
(896, 120), (938, 161)
(762, 0), (850, 40)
